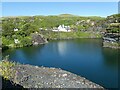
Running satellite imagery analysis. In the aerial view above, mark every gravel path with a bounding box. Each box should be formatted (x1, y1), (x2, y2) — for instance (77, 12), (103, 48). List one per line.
(10, 64), (104, 89)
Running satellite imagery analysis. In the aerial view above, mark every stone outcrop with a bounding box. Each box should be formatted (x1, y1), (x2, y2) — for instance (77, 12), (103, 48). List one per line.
(31, 33), (48, 45)
(102, 14), (120, 49)
(102, 33), (120, 49)
(103, 41), (120, 49)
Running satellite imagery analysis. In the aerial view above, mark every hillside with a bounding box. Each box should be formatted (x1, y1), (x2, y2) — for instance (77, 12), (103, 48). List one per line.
(1, 14), (120, 49)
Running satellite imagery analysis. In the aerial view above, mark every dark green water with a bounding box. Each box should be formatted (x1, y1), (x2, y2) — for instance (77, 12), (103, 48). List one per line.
(2, 39), (119, 89)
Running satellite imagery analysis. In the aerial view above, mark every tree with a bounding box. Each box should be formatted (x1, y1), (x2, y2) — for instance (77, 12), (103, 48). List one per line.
(22, 23), (39, 36)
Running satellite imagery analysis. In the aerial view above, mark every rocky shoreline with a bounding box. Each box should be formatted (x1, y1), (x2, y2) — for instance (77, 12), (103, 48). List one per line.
(48, 35), (102, 41)
(103, 41), (120, 49)
(3, 63), (104, 89)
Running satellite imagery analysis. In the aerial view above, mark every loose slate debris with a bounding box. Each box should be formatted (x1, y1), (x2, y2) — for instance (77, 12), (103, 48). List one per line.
(9, 64), (104, 89)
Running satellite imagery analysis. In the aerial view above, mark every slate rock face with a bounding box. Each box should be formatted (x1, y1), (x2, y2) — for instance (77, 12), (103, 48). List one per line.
(31, 33), (48, 45)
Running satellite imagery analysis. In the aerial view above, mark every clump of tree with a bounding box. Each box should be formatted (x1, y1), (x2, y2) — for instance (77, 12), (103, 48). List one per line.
(106, 14), (120, 33)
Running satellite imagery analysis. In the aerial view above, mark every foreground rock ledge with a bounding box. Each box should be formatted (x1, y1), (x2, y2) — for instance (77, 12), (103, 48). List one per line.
(8, 64), (104, 89)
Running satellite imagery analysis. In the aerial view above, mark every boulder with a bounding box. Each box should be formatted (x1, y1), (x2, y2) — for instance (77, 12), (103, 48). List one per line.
(31, 33), (48, 45)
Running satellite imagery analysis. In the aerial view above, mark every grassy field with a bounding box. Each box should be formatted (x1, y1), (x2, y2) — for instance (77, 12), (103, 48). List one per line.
(42, 31), (102, 40)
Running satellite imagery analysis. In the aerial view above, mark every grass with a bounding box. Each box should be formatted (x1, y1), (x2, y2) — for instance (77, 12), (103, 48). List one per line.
(42, 31), (102, 40)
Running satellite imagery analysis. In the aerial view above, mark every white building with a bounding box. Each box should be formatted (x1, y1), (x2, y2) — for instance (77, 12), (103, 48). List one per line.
(91, 22), (95, 26)
(14, 39), (20, 44)
(14, 28), (18, 31)
(52, 24), (71, 32)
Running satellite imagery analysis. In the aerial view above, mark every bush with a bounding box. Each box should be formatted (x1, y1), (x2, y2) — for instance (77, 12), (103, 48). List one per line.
(0, 59), (16, 80)
(20, 37), (32, 46)
(2, 36), (14, 46)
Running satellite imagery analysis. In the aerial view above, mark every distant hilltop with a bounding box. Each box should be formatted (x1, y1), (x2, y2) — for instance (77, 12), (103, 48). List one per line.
(1, 13), (105, 18)
(58, 14), (78, 17)
(57, 14), (103, 18)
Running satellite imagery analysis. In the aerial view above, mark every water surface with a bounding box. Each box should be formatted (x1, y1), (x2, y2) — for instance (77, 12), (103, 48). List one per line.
(3, 39), (119, 88)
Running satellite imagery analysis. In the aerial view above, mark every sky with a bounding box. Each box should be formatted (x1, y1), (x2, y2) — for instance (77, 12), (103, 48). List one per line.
(2, 2), (119, 17)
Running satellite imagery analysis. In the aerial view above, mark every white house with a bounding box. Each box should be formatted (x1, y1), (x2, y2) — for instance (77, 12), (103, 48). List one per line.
(52, 24), (71, 32)
(14, 39), (20, 44)
(14, 28), (18, 31)
(91, 22), (95, 26)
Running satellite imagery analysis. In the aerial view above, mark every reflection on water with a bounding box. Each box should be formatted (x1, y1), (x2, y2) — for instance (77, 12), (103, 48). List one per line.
(102, 48), (119, 68)
(2, 39), (119, 88)
(57, 41), (67, 56)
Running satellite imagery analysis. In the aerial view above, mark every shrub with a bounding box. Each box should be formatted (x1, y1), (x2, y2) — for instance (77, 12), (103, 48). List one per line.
(20, 37), (32, 46)
(0, 58), (16, 80)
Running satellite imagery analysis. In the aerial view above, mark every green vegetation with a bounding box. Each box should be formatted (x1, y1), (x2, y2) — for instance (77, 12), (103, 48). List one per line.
(102, 14), (120, 49)
(0, 56), (16, 80)
(2, 14), (119, 49)
(106, 14), (120, 33)
(43, 31), (101, 40)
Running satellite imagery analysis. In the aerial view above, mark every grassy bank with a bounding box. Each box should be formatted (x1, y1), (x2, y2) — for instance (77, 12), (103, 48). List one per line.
(2, 31), (102, 51)
(42, 31), (102, 40)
